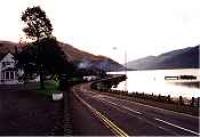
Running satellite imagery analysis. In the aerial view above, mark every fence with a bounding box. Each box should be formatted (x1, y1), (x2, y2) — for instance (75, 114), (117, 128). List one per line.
(92, 83), (200, 108)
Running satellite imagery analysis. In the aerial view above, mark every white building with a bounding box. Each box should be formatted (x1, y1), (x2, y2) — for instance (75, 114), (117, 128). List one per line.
(0, 53), (19, 85)
(83, 75), (98, 81)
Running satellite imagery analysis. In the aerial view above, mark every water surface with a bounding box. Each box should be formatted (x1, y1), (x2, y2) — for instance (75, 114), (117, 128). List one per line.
(108, 69), (200, 99)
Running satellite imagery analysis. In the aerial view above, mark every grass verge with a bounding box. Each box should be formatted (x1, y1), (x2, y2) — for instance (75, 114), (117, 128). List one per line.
(36, 80), (59, 96)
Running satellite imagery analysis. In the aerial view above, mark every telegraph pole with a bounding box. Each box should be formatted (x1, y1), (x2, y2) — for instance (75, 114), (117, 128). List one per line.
(124, 50), (127, 92)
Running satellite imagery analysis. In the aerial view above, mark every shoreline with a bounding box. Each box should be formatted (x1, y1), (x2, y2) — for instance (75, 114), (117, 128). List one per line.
(93, 88), (199, 116)
(90, 76), (199, 116)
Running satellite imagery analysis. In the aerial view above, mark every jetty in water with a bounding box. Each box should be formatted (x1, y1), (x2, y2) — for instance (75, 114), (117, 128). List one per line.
(165, 75), (197, 80)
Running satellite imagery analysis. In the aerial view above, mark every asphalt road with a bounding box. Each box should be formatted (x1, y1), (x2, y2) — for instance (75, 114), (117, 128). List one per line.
(69, 87), (113, 136)
(71, 83), (200, 136)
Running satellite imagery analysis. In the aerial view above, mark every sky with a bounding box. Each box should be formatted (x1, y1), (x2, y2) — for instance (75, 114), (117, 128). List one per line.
(0, 0), (200, 64)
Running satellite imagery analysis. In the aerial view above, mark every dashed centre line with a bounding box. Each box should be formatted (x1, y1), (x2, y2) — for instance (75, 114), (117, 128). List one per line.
(154, 118), (199, 136)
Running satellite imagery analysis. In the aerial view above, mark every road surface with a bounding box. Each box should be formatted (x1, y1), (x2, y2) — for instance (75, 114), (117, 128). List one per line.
(71, 82), (199, 136)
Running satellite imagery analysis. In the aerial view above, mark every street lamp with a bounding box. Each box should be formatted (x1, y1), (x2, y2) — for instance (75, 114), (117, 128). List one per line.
(124, 50), (128, 92)
(112, 47), (128, 92)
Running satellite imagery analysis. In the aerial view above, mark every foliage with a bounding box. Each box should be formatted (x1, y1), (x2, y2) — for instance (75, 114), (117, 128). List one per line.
(19, 6), (76, 89)
(21, 6), (53, 41)
(36, 80), (59, 96)
(73, 65), (106, 78)
(16, 38), (76, 80)
(21, 6), (54, 89)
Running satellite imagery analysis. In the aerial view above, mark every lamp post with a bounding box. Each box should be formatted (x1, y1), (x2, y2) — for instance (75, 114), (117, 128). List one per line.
(112, 47), (128, 92)
(124, 50), (128, 92)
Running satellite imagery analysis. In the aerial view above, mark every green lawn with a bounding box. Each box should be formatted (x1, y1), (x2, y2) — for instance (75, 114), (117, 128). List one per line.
(36, 80), (59, 96)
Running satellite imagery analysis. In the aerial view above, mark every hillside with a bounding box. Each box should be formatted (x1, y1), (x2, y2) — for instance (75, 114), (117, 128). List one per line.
(58, 42), (124, 71)
(0, 41), (18, 53)
(127, 45), (199, 70)
(0, 41), (124, 72)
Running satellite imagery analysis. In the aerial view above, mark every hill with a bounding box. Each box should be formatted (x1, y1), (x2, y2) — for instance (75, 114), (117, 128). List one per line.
(0, 41), (124, 72)
(127, 46), (199, 70)
(58, 42), (124, 71)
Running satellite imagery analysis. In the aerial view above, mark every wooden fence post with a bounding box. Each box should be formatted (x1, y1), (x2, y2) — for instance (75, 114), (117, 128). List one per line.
(167, 95), (171, 103)
(179, 96), (184, 105)
(191, 97), (195, 106)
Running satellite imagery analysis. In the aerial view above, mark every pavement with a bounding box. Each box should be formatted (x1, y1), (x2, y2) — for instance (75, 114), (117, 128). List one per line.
(70, 82), (200, 136)
(0, 89), (64, 135)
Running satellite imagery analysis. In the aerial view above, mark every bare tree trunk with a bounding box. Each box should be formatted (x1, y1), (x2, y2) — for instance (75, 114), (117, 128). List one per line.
(39, 64), (44, 89)
(38, 38), (45, 89)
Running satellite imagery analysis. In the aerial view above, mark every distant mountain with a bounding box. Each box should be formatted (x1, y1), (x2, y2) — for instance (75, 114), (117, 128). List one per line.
(0, 41), (18, 53)
(0, 40), (124, 72)
(58, 42), (125, 71)
(127, 46), (199, 70)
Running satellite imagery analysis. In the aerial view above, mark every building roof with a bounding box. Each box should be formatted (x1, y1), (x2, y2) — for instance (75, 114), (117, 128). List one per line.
(0, 53), (7, 61)
(0, 52), (14, 62)
(1, 67), (17, 72)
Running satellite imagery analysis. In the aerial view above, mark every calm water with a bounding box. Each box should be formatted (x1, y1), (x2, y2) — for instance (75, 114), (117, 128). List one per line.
(108, 69), (200, 99)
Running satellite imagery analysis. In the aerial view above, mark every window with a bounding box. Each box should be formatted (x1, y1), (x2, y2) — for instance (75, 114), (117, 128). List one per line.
(6, 72), (9, 80)
(2, 62), (6, 67)
(2, 72), (5, 79)
(10, 72), (14, 80)
(2, 62), (11, 67)
(1, 73), (3, 79)
(6, 62), (11, 65)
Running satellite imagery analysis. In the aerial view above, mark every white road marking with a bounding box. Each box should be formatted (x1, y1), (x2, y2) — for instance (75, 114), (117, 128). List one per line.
(123, 105), (142, 115)
(154, 118), (200, 136)
(158, 126), (166, 130)
(99, 98), (142, 115)
(101, 95), (199, 120)
(73, 90), (129, 137)
(93, 96), (179, 135)
(75, 83), (199, 136)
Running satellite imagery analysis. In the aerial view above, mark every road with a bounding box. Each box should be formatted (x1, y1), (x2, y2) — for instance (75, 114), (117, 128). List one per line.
(71, 82), (199, 136)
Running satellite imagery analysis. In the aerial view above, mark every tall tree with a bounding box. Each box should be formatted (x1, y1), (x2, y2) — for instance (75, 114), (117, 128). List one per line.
(21, 6), (53, 41)
(21, 6), (53, 89)
(16, 38), (76, 89)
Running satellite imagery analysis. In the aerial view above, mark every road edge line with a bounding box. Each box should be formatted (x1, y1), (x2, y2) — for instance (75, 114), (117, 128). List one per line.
(72, 90), (129, 137)
(102, 94), (199, 119)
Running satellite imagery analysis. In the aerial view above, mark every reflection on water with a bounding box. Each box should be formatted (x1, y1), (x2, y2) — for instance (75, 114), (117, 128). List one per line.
(109, 69), (200, 99)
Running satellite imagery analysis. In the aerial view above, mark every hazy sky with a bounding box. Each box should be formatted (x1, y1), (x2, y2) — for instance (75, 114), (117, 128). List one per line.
(0, 0), (200, 64)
